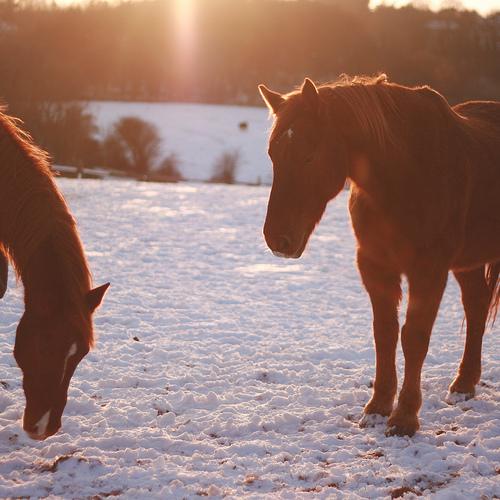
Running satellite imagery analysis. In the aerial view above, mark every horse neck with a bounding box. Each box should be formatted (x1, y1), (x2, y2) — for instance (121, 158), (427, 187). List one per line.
(21, 234), (90, 314)
(341, 125), (393, 198)
(0, 113), (56, 259)
(331, 83), (468, 196)
(339, 88), (473, 243)
(321, 89), (397, 196)
(22, 239), (64, 311)
(0, 115), (91, 311)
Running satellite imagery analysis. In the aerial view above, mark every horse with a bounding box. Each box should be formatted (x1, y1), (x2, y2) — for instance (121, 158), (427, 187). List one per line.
(259, 75), (500, 437)
(0, 109), (109, 440)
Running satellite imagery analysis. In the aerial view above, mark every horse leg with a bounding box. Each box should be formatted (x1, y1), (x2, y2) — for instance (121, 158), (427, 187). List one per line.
(386, 264), (448, 436)
(0, 248), (7, 299)
(449, 266), (490, 397)
(358, 252), (401, 420)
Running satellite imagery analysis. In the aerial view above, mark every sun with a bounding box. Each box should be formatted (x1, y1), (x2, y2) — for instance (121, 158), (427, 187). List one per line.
(172, 0), (198, 84)
(174, 0), (195, 37)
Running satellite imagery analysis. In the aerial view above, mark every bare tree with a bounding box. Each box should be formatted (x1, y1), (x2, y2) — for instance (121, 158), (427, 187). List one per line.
(210, 150), (240, 184)
(104, 116), (160, 176)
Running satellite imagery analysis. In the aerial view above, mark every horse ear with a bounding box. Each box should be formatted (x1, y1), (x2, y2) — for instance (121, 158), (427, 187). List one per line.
(258, 84), (285, 113)
(86, 283), (110, 312)
(301, 78), (319, 112)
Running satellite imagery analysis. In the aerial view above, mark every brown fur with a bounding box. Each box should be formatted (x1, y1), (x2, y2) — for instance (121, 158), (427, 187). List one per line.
(261, 75), (500, 436)
(0, 109), (93, 347)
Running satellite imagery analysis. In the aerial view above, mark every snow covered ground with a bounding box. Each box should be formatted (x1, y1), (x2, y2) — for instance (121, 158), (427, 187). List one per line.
(88, 102), (271, 185)
(0, 179), (498, 498)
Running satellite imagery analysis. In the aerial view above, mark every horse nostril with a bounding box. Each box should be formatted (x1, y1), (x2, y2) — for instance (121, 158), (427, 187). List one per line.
(276, 235), (292, 254)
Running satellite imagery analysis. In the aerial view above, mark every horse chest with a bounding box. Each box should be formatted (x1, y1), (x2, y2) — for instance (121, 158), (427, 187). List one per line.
(349, 191), (415, 271)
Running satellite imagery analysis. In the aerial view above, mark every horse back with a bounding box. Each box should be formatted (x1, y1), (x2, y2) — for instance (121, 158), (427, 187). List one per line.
(454, 100), (500, 127)
(451, 101), (500, 270)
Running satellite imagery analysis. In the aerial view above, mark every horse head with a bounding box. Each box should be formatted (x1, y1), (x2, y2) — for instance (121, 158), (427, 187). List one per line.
(14, 282), (109, 440)
(259, 78), (349, 258)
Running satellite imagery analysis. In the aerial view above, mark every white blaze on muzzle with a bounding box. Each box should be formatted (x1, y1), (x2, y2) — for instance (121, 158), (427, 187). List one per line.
(34, 410), (51, 436)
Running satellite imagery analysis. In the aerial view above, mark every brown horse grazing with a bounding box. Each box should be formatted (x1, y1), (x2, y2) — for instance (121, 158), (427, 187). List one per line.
(259, 75), (500, 437)
(0, 109), (109, 440)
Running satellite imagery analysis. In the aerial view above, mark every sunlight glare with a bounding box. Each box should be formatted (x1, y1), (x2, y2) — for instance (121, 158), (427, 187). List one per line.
(173, 0), (198, 86)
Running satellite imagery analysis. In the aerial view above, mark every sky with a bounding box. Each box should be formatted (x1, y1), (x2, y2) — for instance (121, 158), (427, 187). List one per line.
(370, 0), (500, 16)
(47, 0), (500, 16)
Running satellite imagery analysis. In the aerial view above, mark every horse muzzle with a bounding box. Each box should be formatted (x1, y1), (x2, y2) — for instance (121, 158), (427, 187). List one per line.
(272, 249), (302, 259)
(23, 409), (61, 440)
(265, 231), (306, 259)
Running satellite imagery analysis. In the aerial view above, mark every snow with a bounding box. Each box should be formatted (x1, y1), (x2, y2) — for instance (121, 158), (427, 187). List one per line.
(0, 179), (498, 498)
(88, 102), (272, 185)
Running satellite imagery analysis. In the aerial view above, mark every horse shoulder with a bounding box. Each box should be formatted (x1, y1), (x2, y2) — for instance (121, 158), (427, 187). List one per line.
(348, 187), (414, 272)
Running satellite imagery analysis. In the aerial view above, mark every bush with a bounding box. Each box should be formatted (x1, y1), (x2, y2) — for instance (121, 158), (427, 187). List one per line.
(102, 134), (129, 172)
(8, 101), (100, 168)
(209, 150), (239, 184)
(103, 116), (160, 176)
(155, 154), (183, 181)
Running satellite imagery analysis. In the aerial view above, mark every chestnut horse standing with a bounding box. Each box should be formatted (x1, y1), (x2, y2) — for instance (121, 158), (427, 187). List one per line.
(259, 75), (500, 436)
(0, 109), (109, 440)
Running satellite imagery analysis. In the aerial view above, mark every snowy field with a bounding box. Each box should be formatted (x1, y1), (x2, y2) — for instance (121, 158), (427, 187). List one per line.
(88, 102), (271, 185)
(0, 179), (499, 498)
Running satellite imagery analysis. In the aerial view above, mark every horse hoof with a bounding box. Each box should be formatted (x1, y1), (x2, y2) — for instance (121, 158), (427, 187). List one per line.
(448, 380), (476, 400)
(385, 413), (419, 437)
(364, 398), (394, 418)
(445, 390), (474, 404)
(360, 413), (387, 428)
(385, 423), (417, 437)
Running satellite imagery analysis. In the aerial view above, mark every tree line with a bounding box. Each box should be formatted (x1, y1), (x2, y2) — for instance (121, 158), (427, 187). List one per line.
(1, 0), (499, 106)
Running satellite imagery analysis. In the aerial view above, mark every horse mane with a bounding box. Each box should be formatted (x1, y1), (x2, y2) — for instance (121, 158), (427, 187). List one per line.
(274, 74), (464, 154)
(321, 74), (401, 151)
(0, 108), (94, 347)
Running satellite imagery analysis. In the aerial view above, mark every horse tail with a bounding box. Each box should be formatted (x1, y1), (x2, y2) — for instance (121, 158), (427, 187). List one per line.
(486, 261), (500, 327)
(0, 246), (7, 298)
